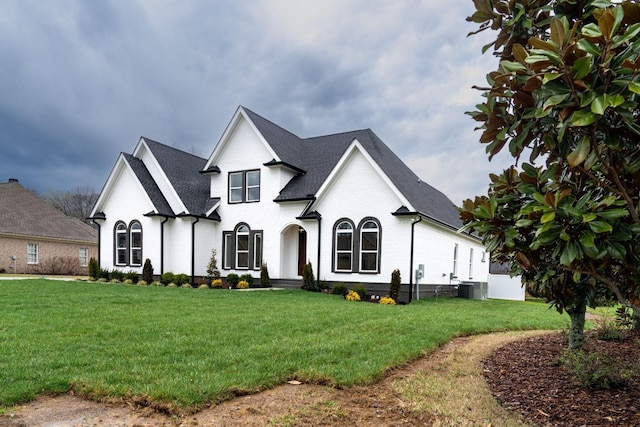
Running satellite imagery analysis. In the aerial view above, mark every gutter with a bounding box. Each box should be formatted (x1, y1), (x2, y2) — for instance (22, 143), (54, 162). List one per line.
(160, 216), (170, 275)
(191, 217), (200, 285)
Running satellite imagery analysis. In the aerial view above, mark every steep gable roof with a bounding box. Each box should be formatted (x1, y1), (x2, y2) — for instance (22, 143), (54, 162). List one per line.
(242, 107), (462, 229)
(0, 180), (97, 243)
(121, 153), (175, 217)
(140, 138), (210, 216)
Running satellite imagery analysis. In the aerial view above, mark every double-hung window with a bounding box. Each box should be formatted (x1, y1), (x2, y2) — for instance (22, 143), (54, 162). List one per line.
(79, 247), (89, 267)
(27, 243), (39, 264)
(130, 221), (142, 266)
(114, 220), (143, 266)
(223, 223), (263, 270)
(228, 170), (260, 203)
(335, 221), (354, 272)
(360, 220), (380, 272)
(115, 222), (127, 266)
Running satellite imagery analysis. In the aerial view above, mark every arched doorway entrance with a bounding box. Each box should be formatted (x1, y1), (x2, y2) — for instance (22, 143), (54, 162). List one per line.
(280, 224), (307, 279)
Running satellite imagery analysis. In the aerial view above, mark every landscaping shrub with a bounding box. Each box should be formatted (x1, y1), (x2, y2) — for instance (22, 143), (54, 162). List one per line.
(205, 249), (221, 280)
(174, 274), (190, 286)
(346, 290), (361, 301)
(317, 280), (330, 291)
(260, 263), (270, 288)
(379, 296), (396, 305)
(98, 268), (110, 281)
(142, 258), (154, 283)
(595, 318), (628, 341)
(352, 283), (366, 300)
(211, 278), (224, 288)
(389, 269), (401, 302)
(0, 268), (5, 274)
(123, 279), (134, 285)
(561, 350), (638, 389)
(198, 283), (209, 289)
(161, 272), (175, 285)
(125, 270), (139, 282)
(38, 256), (83, 275)
(239, 273), (254, 287)
(332, 283), (348, 296)
(180, 283), (192, 288)
(110, 269), (125, 282)
(301, 262), (317, 292)
(167, 282), (178, 288)
(152, 281), (164, 287)
(226, 273), (240, 286)
(88, 257), (99, 279)
(137, 280), (148, 286)
(237, 280), (249, 289)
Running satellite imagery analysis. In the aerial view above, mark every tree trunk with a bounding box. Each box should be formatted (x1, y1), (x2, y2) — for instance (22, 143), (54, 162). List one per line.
(632, 306), (640, 330)
(567, 297), (587, 350)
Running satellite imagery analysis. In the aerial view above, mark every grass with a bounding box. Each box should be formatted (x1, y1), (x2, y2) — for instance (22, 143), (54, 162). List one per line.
(0, 279), (565, 410)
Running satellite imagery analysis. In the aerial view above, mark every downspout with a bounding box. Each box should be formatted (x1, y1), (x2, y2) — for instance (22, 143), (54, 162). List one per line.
(316, 216), (322, 280)
(409, 216), (422, 303)
(191, 217), (200, 285)
(160, 216), (169, 275)
(94, 221), (101, 268)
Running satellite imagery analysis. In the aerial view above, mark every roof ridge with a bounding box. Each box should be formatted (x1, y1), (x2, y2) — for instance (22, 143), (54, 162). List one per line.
(303, 128), (371, 142)
(241, 107), (301, 140)
(141, 136), (207, 161)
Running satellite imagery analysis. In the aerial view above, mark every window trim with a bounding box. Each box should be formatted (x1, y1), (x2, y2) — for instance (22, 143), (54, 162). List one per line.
(79, 247), (89, 267)
(129, 220), (143, 267)
(228, 169), (261, 204)
(452, 243), (459, 279)
(222, 223), (263, 271)
(114, 221), (128, 266)
(27, 243), (39, 265)
(236, 225), (250, 269)
(358, 217), (381, 273)
(469, 248), (474, 279)
(333, 219), (355, 273)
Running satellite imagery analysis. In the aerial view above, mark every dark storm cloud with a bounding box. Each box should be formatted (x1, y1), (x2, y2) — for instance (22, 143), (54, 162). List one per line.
(0, 0), (505, 204)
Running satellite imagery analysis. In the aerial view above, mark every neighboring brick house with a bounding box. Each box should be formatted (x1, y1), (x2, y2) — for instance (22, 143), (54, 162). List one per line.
(0, 179), (98, 275)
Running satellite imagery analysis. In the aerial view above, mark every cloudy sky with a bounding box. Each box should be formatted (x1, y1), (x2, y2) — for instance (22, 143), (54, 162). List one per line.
(0, 0), (513, 206)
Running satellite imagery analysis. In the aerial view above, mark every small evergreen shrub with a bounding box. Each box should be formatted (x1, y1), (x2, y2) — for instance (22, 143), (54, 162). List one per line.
(152, 281), (164, 286)
(123, 279), (134, 285)
(332, 283), (348, 296)
(98, 268), (110, 280)
(161, 272), (175, 285)
(174, 273), (190, 286)
(88, 257), (99, 279)
(137, 280), (148, 286)
(352, 284), (366, 300)
(211, 278), (224, 288)
(125, 270), (139, 282)
(97, 278), (107, 283)
(239, 274), (254, 287)
(596, 318), (629, 341)
(237, 280), (249, 289)
(180, 283), (192, 288)
(561, 350), (638, 389)
(346, 290), (361, 301)
(389, 269), (401, 302)
(198, 283), (209, 289)
(260, 263), (270, 288)
(317, 280), (330, 291)
(110, 269), (125, 282)
(205, 249), (221, 280)
(301, 262), (317, 292)
(142, 258), (154, 283)
(226, 273), (240, 286)
(167, 282), (178, 288)
(109, 278), (120, 284)
(379, 296), (396, 305)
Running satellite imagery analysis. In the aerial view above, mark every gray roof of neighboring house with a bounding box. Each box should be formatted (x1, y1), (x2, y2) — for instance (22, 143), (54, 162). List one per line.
(243, 107), (463, 229)
(0, 180), (98, 243)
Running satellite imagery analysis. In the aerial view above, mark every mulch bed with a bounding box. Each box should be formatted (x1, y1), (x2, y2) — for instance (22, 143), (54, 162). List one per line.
(484, 330), (640, 426)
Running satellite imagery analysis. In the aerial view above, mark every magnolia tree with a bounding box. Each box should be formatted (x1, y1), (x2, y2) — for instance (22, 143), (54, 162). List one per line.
(462, 0), (640, 348)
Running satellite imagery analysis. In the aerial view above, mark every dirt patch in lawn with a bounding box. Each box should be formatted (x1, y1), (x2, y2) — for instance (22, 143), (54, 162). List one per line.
(0, 330), (579, 426)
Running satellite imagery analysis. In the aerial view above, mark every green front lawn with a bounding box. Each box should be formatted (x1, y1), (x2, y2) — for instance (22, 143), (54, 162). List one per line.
(0, 280), (565, 409)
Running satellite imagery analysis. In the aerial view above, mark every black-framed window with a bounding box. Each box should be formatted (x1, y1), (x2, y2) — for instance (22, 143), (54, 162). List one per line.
(334, 219), (354, 272)
(114, 220), (143, 267)
(332, 217), (382, 274)
(359, 219), (380, 273)
(129, 221), (143, 266)
(228, 170), (260, 203)
(115, 221), (127, 266)
(222, 223), (263, 270)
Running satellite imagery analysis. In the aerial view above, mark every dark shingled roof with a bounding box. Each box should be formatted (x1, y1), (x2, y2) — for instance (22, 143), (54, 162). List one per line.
(140, 138), (210, 216)
(0, 180), (98, 242)
(122, 153), (174, 217)
(243, 107), (462, 229)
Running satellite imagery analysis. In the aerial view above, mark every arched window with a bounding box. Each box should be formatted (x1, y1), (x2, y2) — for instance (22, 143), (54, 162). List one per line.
(222, 223), (263, 271)
(129, 221), (143, 266)
(114, 222), (127, 266)
(334, 220), (354, 272)
(236, 225), (250, 269)
(359, 219), (380, 272)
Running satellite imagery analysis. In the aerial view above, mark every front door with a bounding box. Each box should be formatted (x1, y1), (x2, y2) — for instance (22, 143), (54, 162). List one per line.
(297, 228), (307, 276)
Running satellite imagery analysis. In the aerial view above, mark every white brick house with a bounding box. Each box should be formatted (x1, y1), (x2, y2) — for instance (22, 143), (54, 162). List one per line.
(90, 106), (488, 301)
